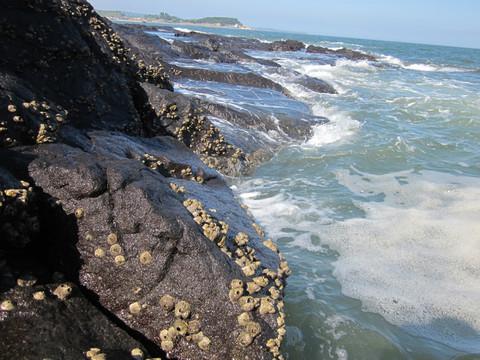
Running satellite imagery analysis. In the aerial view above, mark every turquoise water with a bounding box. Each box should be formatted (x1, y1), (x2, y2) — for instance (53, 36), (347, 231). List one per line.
(160, 26), (480, 359)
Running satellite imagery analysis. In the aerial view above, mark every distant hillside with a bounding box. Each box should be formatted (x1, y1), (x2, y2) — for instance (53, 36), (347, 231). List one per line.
(97, 10), (246, 28)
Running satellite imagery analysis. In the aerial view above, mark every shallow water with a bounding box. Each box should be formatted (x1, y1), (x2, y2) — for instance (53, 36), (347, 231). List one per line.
(156, 26), (480, 359)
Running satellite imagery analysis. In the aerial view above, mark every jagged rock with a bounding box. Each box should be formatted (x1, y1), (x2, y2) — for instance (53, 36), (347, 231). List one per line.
(1, 131), (288, 359)
(0, 0), (172, 149)
(170, 66), (292, 98)
(270, 40), (305, 52)
(0, 0), (294, 358)
(306, 45), (377, 61)
(0, 283), (149, 360)
(202, 38), (221, 52)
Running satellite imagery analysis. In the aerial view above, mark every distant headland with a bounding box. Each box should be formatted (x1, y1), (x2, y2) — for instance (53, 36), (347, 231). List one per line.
(97, 10), (253, 29)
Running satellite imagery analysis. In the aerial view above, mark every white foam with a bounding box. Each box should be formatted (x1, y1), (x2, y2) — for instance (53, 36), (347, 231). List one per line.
(173, 27), (207, 34)
(378, 54), (467, 72)
(403, 63), (439, 72)
(306, 106), (362, 147)
(335, 58), (376, 70)
(317, 169), (480, 352)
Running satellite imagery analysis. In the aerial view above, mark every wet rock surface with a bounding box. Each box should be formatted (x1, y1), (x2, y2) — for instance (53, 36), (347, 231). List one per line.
(1, 0), (291, 359)
(1, 1), (375, 358)
(306, 44), (377, 62)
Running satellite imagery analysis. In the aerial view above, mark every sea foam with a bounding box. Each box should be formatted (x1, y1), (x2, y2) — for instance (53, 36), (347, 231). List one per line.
(317, 169), (480, 352)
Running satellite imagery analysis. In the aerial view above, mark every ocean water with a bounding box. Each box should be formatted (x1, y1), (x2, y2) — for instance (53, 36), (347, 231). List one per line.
(155, 26), (480, 359)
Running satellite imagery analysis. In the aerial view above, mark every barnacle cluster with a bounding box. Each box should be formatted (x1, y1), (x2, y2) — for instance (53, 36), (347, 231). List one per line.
(0, 181), (39, 248)
(27, 100), (68, 144)
(141, 153), (204, 184)
(136, 59), (170, 88)
(53, 283), (72, 300)
(86, 348), (106, 360)
(1, 98), (68, 147)
(158, 295), (211, 352)
(181, 192), (290, 355)
(183, 198), (228, 247)
(93, 233), (129, 266)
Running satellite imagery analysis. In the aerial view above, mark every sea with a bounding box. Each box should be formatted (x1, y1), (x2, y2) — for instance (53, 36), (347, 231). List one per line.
(152, 25), (480, 359)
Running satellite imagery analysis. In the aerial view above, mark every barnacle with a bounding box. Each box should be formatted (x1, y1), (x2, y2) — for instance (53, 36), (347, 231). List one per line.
(1, 300), (14, 311)
(238, 296), (256, 312)
(173, 319), (188, 336)
(241, 264), (256, 277)
(247, 322), (261, 337)
(159, 295), (175, 311)
(246, 282), (260, 294)
(175, 300), (191, 319)
(53, 284), (72, 300)
(237, 331), (253, 348)
(259, 296), (276, 315)
(33, 291), (46, 301)
(131, 348), (144, 360)
(198, 336), (211, 351)
(188, 320), (201, 334)
(109, 244), (122, 256)
(75, 208), (84, 219)
(159, 329), (171, 341)
(129, 301), (142, 314)
(252, 223), (265, 237)
(253, 276), (269, 287)
(94, 248), (105, 258)
(161, 340), (174, 351)
(263, 238), (278, 252)
(115, 255), (126, 266)
(229, 287), (243, 303)
(86, 348), (106, 360)
(235, 232), (249, 246)
(107, 233), (117, 245)
(237, 312), (252, 326)
(192, 331), (204, 343)
(17, 276), (37, 287)
(231, 279), (243, 289)
(140, 251), (152, 265)
(266, 339), (276, 348)
(269, 286), (280, 300)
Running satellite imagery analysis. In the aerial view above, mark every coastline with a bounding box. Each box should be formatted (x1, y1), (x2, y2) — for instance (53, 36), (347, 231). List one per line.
(103, 15), (254, 30)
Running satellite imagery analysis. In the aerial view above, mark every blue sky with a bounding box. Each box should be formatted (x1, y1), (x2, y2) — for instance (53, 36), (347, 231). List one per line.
(88, 0), (480, 48)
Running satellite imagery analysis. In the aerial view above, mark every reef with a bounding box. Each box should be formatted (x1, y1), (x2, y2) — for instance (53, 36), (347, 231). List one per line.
(0, 0), (374, 358)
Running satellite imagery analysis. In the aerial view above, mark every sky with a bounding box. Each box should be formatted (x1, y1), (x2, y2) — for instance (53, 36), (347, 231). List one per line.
(88, 0), (480, 49)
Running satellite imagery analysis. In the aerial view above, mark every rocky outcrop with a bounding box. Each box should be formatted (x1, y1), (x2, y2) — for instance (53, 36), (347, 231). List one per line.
(0, 1), (289, 359)
(306, 45), (377, 62)
(270, 40), (306, 52)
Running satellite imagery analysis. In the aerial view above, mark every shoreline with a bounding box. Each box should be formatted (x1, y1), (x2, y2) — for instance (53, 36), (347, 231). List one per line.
(105, 16), (255, 30)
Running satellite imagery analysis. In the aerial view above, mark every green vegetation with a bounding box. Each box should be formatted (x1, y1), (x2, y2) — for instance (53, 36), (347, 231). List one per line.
(188, 17), (243, 26)
(144, 12), (182, 23)
(97, 10), (124, 18)
(97, 10), (245, 27)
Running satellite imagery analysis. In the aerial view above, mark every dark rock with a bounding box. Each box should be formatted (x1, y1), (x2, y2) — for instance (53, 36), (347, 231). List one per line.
(0, 0), (173, 150)
(270, 40), (305, 52)
(1, 130), (287, 359)
(306, 45), (376, 62)
(0, 0), (290, 358)
(202, 38), (221, 52)
(172, 39), (221, 62)
(170, 66), (292, 98)
(296, 74), (337, 94)
(0, 283), (149, 359)
(115, 24), (279, 68)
